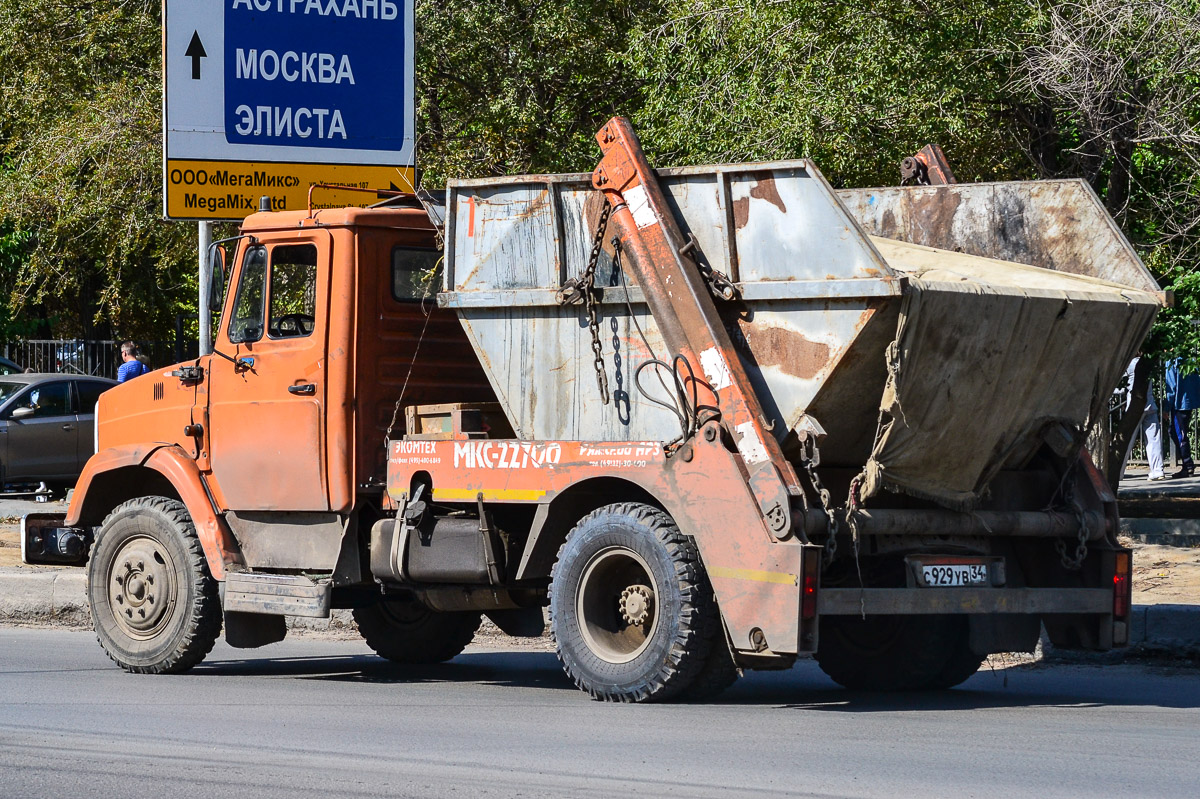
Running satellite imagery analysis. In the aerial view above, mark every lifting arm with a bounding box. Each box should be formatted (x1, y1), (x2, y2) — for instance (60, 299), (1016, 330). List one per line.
(591, 117), (804, 539)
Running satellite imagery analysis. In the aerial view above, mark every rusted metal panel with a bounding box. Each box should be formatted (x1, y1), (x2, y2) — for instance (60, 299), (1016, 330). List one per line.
(448, 162), (895, 298)
(860, 238), (1160, 509)
(225, 511), (344, 570)
(445, 159), (899, 446)
(443, 149), (1163, 511)
(837, 180), (1161, 295)
(727, 167), (889, 283)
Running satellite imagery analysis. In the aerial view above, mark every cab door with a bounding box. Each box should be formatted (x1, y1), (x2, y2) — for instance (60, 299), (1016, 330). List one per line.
(205, 238), (330, 511)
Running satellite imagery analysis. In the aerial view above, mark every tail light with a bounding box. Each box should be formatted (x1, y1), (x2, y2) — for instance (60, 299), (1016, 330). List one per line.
(800, 549), (820, 620)
(1113, 551), (1131, 620)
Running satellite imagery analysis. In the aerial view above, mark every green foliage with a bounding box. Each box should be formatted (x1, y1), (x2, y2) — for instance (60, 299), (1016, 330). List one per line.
(0, 221), (39, 339)
(416, 0), (662, 182)
(1, 0), (1199, 363)
(624, 0), (1034, 185)
(0, 0), (195, 340)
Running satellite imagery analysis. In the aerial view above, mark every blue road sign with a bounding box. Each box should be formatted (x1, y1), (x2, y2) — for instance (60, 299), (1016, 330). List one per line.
(224, 2), (408, 152)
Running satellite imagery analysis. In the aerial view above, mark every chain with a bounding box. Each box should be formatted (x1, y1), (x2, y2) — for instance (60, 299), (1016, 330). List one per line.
(1055, 502), (1090, 570)
(1049, 461), (1090, 571)
(797, 433), (838, 563)
(805, 462), (838, 564)
(679, 233), (740, 302)
(556, 203), (612, 405)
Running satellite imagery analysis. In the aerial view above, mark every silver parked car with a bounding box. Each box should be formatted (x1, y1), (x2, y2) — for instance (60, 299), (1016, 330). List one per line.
(0, 373), (116, 487)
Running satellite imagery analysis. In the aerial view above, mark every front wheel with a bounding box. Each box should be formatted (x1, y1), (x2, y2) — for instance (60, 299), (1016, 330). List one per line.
(550, 502), (722, 702)
(88, 497), (222, 674)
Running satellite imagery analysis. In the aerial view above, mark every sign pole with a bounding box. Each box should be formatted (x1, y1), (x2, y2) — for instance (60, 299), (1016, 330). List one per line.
(198, 220), (212, 356)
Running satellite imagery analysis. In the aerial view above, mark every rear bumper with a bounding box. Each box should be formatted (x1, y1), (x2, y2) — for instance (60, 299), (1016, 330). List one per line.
(820, 587), (1110, 616)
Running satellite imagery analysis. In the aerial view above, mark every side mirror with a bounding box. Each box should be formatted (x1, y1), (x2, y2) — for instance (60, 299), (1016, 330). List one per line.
(10, 406), (34, 420)
(208, 244), (226, 311)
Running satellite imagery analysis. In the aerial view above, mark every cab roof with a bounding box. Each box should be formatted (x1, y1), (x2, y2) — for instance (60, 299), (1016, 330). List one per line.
(240, 203), (438, 233)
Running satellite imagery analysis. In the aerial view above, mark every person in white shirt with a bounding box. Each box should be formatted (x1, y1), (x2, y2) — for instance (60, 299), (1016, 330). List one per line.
(1122, 356), (1165, 481)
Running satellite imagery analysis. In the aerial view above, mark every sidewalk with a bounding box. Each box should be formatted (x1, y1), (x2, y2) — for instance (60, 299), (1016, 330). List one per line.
(1119, 468), (1200, 545)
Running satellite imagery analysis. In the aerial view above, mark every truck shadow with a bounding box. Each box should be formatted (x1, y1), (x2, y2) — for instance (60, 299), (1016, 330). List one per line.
(727, 659), (1200, 711)
(193, 650), (1200, 710)
(195, 650), (578, 692)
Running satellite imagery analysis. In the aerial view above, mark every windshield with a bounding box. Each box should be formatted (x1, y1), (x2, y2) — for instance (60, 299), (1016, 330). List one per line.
(0, 381), (26, 401)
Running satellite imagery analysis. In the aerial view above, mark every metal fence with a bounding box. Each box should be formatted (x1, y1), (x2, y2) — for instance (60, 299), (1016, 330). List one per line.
(4, 339), (199, 380)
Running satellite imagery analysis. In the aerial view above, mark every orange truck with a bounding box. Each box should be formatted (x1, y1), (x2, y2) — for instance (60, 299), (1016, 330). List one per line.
(23, 119), (1163, 701)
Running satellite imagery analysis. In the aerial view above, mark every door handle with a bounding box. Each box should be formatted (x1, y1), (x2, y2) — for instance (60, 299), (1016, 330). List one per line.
(62, 424), (75, 431)
(288, 383), (316, 396)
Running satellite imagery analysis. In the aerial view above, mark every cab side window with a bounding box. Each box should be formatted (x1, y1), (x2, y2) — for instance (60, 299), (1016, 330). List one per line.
(228, 245), (268, 343)
(392, 247), (441, 301)
(268, 245), (318, 338)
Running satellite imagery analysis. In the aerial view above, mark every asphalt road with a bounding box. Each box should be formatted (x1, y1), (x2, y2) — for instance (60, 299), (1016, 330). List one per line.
(1, 629), (1198, 799)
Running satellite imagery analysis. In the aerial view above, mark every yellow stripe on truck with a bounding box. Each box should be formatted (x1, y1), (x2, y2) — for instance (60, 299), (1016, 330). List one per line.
(432, 488), (547, 502)
(707, 566), (798, 586)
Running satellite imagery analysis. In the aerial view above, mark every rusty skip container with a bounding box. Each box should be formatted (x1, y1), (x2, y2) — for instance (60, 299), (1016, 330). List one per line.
(439, 162), (1163, 511)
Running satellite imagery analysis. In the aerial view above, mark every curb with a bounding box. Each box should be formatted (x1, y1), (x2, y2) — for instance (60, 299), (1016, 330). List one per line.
(0, 568), (88, 619)
(1119, 517), (1200, 547)
(1127, 604), (1200, 654)
(2, 567), (1198, 655)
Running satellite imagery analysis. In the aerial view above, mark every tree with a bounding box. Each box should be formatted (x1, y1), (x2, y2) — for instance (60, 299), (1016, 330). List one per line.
(1000, 0), (1200, 483)
(0, 0), (196, 340)
(624, 0), (1034, 185)
(415, 0), (662, 183)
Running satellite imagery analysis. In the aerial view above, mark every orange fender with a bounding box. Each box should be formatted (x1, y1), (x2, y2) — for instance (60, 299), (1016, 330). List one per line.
(67, 444), (240, 580)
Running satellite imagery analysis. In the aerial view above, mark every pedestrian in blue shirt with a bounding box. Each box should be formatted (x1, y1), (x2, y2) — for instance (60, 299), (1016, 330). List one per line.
(1164, 358), (1200, 478)
(117, 341), (151, 383)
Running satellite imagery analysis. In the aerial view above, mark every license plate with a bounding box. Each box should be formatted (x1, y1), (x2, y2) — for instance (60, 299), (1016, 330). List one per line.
(921, 563), (989, 587)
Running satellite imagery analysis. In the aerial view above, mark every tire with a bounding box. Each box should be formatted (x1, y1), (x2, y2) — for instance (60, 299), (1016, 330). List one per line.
(549, 502), (720, 702)
(927, 619), (986, 689)
(679, 636), (741, 700)
(353, 598), (481, 664)
(814, 613), (961, 691)
(88, 496), (222, 674)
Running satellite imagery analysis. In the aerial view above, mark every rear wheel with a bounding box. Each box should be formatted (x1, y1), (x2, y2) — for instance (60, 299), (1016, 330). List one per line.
(88, 497), (222, 674)
(928, 619), (986, 688)
(550, 502), (720, 702)
(679, 635), (740, 700)
(814, 613), (962, 691)
(353, 598), (481, 664)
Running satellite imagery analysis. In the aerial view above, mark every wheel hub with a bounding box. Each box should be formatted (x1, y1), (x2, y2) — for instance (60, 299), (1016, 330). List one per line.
(107, 537), (176, 638)
(619, 584), (654, 626)
(576, 547), (660, 665)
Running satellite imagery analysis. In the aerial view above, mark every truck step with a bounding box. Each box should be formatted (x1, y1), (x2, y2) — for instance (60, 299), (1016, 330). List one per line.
(222, 572), (331, 619)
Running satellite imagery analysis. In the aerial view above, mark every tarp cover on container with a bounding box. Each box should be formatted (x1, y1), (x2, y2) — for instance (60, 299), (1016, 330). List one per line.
(860, 238), (1160, 510)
